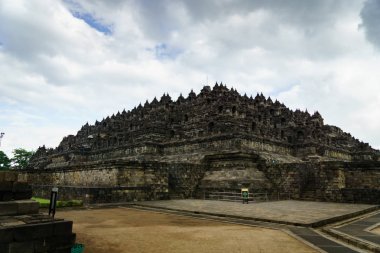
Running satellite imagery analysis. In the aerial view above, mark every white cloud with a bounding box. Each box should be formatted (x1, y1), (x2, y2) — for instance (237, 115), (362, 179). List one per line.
(1, 0), (380, 157)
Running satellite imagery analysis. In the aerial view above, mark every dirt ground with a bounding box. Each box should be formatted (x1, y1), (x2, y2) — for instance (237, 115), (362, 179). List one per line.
(371, 227), (380, 235)
(57, 207), (318, 253)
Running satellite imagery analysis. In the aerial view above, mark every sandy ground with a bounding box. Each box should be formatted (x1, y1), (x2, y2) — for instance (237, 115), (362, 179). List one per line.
(57, 207), (318, 253)
(371, 227), (380, 235)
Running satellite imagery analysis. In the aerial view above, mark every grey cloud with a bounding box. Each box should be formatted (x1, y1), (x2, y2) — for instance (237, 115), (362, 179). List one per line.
(360, 0), (380, 49)
(2, 0), (380, 156)
(132, 0), (351, 41)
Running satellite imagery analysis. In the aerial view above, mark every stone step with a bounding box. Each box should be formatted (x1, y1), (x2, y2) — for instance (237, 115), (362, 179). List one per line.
(322, 227), (380, 253)
(0, 200), (39, 216)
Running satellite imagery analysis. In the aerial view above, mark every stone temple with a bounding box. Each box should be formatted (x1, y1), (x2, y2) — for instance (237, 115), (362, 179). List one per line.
(25, 83), (380, 204)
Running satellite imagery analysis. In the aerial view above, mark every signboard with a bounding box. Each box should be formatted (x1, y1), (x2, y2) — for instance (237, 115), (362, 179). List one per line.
(241, 188), (249, 204)
(49, 187), (58, 218)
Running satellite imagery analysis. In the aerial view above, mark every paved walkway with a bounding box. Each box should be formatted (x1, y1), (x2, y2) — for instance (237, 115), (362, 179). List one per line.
(289, 227), (360, 253)
(138, 199), (377, 226)
(336, 212), (380, 245)
(130, 204), (364, 253)
(321, 211), (380, 251)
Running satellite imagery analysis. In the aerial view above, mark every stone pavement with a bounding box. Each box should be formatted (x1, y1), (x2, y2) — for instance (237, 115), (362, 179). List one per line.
(129, 203), (366, 253)
(289, 227), (360, 253)
(324, 211), (380, 252)
(137, 199), (377, 227)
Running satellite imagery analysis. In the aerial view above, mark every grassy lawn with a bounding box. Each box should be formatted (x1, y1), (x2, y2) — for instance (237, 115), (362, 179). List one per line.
(32, 197), (83, 208)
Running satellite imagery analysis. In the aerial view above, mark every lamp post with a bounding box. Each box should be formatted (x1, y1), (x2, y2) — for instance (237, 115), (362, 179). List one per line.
(0, 132), (4, 147)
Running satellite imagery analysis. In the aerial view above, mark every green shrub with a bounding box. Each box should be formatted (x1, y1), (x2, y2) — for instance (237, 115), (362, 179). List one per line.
(32, 197), (83, 208)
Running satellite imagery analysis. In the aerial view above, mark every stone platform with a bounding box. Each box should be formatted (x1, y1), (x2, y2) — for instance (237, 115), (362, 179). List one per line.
(136, 199), (379, 227)
(0, 214), (75, 253)
(0, 171), (76, 253)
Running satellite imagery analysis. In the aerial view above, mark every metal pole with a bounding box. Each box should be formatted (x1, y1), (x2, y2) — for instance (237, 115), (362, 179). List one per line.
(0, 133), (4, 147)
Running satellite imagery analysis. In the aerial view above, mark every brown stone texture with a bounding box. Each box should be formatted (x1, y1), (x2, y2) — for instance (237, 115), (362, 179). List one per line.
(23, 84), (380, 203)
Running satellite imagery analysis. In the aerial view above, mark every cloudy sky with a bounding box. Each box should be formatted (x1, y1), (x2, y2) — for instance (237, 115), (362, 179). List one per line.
(1, 0), (380, 157)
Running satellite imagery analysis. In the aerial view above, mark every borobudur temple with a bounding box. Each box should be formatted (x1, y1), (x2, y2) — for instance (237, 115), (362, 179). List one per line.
(24, 83), (380, 204)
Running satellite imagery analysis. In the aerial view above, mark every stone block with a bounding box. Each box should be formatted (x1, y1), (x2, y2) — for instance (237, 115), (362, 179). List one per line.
(54, 248), (72, 253)
(16, 200), (39, 215)
(0, 181), (14, 192)
(17, 174), (27, 183)
(0, 243), (9, 253)
(13, 225), (35, 242)
(0, 227), (14, 243)
(8, 241), (34, 253)
(53, 221), (73, 236)
(13, 182), (31, 193)
(32, 223), (54, 239)
(51, 233), (76, 248)
(4, 172), (18, 182)
(33, 239), (50, 253)
(13, 191), (33, 200)
(0, 201), (19, 216)
(0, 192), (13, 201)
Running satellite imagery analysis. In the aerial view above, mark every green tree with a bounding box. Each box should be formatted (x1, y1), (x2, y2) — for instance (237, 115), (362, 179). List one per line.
(11, 148), (34, 169)
(0, 151), (10, 170)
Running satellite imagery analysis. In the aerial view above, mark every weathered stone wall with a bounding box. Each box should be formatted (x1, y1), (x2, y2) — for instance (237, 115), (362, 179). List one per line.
(201, 160), (380, 203)
(24, 162), (207, 202)
(344, 165), (380, 189)
(261, 164), (299, 198)
(199, 153), (273, 193)
(31, 185), (164, 204)
(261, 161), (380, 203)
(163, 136), (293, 163)
(168, 163), (206, 198)
(22, 161), (169, 203)
(23, 152), (380, 204)
(340, 188), (380, 204)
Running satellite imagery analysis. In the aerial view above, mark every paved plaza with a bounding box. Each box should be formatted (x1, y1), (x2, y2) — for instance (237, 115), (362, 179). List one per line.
(137, 199), (378, 226)
(57, 207), (319, 253)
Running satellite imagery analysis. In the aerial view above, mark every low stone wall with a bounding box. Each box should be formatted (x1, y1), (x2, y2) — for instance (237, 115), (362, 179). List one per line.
(32, 185), (168, 204)
(22, 161), (170, 203)
(23, 153), (380, 204)
(344, 167), (380, 189)
(340, 188), (380, 204)
(0, 171), (32, 201)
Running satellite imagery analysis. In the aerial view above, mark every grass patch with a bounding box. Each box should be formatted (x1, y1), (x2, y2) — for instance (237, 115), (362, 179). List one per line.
(32, 197), (83, 208)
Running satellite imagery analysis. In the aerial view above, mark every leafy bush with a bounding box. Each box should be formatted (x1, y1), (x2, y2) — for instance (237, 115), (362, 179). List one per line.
(32, 197), (83, 208)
